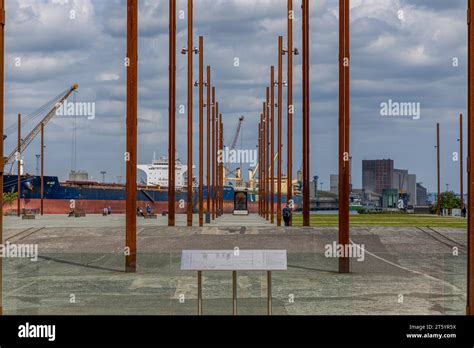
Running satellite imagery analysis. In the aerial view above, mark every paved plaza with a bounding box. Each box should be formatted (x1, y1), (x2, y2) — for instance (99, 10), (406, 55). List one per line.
(1, 214), (467, 315)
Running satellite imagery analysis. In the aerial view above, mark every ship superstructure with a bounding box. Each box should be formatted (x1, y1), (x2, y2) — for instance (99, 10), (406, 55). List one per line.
(137, 158), (197, 189)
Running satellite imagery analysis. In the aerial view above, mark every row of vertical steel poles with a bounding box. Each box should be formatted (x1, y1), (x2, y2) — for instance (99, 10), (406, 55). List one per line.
(257, 0), (351, 274)
(177, 0), (224, 227)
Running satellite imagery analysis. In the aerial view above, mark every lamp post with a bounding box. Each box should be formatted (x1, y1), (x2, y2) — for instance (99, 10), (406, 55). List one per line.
(277, 36), (283, 226)
(263, 101), (267, 220)
(219, 113), (224, 215)
(259, 116), (263, 217)
(197, 36), (204, 226)
(215, 102), (220, 217)
(436, 123), (441, 216)
(286, 0), (299, 223)
(181, 0), (198, 227)
(266, 87), (270, 221)
(40, 123), (44, 216)
(459, 114), (464, 210)
(206, 66), (211, 221)
(17, 113), (21, 217)
(302, 0), (310, 227)
(212, 87), (216, 220)
(270, 66), (275, 224)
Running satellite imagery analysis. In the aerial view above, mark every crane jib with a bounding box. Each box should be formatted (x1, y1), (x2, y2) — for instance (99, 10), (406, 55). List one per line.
(4, 84), (78, 166)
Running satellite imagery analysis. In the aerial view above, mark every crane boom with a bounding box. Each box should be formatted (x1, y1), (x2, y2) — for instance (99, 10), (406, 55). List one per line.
(230, 115), (244, 150)
(4, 84), (78, 165)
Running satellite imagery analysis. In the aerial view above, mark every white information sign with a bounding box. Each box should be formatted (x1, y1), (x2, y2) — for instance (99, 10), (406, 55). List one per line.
(180, 250), (287, 271)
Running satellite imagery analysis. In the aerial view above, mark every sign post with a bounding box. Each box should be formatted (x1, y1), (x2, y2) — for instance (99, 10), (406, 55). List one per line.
(181, 250), (287, 315)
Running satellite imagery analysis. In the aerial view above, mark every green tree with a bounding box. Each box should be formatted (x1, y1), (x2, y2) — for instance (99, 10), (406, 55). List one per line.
(435, 191), (461, 210)
(3, 191), (18, 206)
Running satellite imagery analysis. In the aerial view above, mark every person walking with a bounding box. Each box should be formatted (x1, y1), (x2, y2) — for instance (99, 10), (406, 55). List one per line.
(282, 202), (292, 227)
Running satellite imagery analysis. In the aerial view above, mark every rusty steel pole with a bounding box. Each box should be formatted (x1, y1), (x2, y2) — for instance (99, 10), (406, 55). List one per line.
(257, 120), (260, 216)
(125, 0), (138, 272)
(262, 103), (265, 218)
(259, 117), (263, 216)
(270, 66), (275, 223)
(168, 0), (176, 226)
(277, 36), (283, 226)
(263, 101), (267, 220)
(460, 113), (464, 210)
(266, 88), (270, 221)
(437, 123), (441, 216)
(265, 99), (269, 220)
(186, 0), (194, 227)
(17, 113), (21, 216)
(206, 66), (211, 220)
(215, 102), (220, 217)
(198, 36), (204, 226)
(468, 0), (474, 315)
(287, 0), (294, 218)
(211, 88), (216, 220)
(338, 0), (350, 273)
(302, 0), (311, 227)
(219, 113), (224, 215)
(0, 0), (4, 316)
(41, 123), (44, 215)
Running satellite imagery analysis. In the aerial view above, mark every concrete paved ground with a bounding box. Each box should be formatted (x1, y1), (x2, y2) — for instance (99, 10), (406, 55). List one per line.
(3, 213), (272, 229)
(1, 214), (467, 315)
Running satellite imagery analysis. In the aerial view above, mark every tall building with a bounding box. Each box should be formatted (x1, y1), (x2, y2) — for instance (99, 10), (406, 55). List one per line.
(362, 159), (394, 194)
(392, 169), (417, 205)
(416, 183), (428, 206)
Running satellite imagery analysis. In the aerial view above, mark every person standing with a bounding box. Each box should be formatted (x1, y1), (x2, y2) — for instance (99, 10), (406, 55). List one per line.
(282, 202), (292, 227)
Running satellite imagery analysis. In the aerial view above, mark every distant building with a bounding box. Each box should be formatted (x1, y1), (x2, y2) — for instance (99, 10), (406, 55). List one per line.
(69, 170), (89, 181)
(392, 169), (408, 192)
(309, 176), (319, 198)
(352, 188), (382, 207)
(362, 159), (394, 194)
(416, 183), (428, 206)
(382, 188), (399, 209)
(407, 174), (417, 206)
(330, 174), (338, 193)
(362, 159), (420, 206)
(392, 169), (417, 206)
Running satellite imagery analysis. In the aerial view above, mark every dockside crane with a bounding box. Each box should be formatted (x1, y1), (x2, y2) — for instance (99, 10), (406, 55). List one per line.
(224, 115), (245, 185)
(229, 115), (245, 150)
(4, 84), (78, 169)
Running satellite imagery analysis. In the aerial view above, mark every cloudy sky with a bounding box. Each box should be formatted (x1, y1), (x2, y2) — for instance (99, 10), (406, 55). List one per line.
(3, 0), (468, 193)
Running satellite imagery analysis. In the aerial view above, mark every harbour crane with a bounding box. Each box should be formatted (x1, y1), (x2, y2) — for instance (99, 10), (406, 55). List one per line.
(224, 115), (245, 185)
(4, 84), (78, 169)
(229, 115), (245, 150)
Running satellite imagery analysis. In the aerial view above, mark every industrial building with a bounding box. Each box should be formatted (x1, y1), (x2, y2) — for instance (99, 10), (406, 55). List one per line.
(362, 159), (421, 207)
(416, 183), (428, 206)
(362, 159), (394, 194)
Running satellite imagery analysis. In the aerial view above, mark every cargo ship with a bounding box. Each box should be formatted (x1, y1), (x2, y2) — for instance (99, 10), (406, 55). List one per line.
(3, 158), (301, 215)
